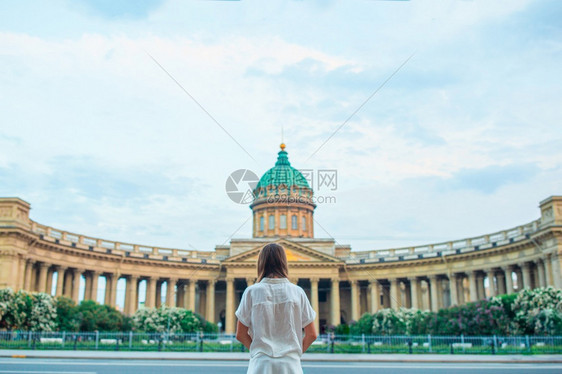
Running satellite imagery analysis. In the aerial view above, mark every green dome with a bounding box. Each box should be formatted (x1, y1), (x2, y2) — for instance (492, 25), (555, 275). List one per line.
(254, 145), (310, 192)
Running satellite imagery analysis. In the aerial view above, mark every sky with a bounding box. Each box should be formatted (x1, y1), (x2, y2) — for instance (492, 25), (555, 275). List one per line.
(1, 0), (561, 259)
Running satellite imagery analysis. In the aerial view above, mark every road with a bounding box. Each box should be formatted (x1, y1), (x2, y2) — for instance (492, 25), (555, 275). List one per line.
(0, 358), (561, 374)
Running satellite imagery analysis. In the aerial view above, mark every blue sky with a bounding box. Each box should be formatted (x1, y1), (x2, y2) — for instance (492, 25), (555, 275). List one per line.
(1, 0), (561, 256)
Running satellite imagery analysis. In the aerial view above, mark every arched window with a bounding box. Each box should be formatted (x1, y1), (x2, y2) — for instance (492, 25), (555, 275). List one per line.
(259, 216), (264, 231)
(280, 214), (287, 229)
(291, 215), (297, 230)
(301, 216), (306, 231)
(269, 215), (275, 230)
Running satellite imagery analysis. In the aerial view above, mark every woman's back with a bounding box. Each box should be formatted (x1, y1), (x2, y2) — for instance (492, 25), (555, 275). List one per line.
(236, 277), (316, 358)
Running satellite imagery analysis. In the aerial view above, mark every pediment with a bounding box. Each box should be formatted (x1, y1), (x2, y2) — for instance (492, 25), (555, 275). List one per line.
(223, 238), (342, 264)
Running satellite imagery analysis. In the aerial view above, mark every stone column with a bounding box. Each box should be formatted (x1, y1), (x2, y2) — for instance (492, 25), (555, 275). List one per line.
(84, 273), (92, 300)
(37, 263), (49, 293)
(310, 278), (319, 333)
(110, 274), (119, 307)
(330, 278), (340, 326)
(90, 271), (100, 302)
(177, 283), (185, 308)
(369, 280), (380, 313)
(225, 278), (235, 334)
(421, 280), (430, 310)
(167, 278), (177, 307)
(389, 278), (400, 310)
(350, 280), (360, 321)
(246, 277), (255, 287)
(429, 275), (439, 311)
(206, 279), (215, 323)
(63, 270), (73, 297)
(486, 269), (496, 297)
(104, 275), (111, 305)
(155, 281), (162, 307)
(449, 274), (458, 306)
(545, 255), (554, 286)
(146, 277), (157, 308)
(55, 267), (66, 297)
(23, 259), (34, 291)
(503, 266), (514, 294)
(71, 268), (83, 303)
(537, 260), (546, 288)
(46, 269), (54, 295)
(17, 257), (26, 291)
(521, 262), (532, 289)
(551, 254), (562, 289)
(125, 275), (139, 315)
(188, 280), (196, 311)
(496, 272), (506, 295)
(409, 277), (419, 309)
(477, 273), (486, 299)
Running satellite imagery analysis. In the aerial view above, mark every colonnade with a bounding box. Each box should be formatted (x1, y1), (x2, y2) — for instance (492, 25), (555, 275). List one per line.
(15, 252), (560, 334)
(19, 260), (218, 323)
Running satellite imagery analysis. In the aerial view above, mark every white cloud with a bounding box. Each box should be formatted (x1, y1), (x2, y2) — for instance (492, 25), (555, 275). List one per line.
(0, 0), (560, 252)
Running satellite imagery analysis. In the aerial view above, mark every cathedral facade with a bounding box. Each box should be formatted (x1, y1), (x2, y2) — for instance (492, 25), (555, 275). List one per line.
(1, 145), (561, 333)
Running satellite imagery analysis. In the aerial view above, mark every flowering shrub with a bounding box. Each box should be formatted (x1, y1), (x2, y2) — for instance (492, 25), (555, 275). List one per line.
(28, 292), (57, 332)
(132, 306), (216, 333)
(511, 287), (562, 335)
(0, 289), (55, 331)
(0, 289), (30, 330)
(372, 308), (407, 335)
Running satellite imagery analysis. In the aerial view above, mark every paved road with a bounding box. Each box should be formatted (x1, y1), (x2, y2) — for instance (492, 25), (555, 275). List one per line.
(0, 358), (561, 374)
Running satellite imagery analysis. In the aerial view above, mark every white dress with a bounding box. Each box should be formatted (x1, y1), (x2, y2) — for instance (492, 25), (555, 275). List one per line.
(235, 277), (316, 374)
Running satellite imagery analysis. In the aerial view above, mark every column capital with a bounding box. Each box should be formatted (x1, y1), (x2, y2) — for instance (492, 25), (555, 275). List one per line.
(90, 270), (101, 276)
(330, 277), (340, 283)
(496, 272), (505, 279)
(369, 278), (379, 285)
(408, 277), (418, 282)
(73, 268), (85, 274)
(519, 262), (531, 269)
(56, 265), (68, 271)
(128, 274), (139, 281)
(168, 277), (178, 283)
(39, 262), (50, 269)
(501, 265), (513, 272)
(246, 277), (255, 284)
(310, 277), (319, 283)
(207, 278), (216, 285)
(428, 274), (439, 280)
(225, 277), (235, 283)
(350, 279), (358, 285)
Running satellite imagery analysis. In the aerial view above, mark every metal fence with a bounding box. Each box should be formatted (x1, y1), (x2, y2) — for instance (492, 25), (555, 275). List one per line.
(0, 331), (561, 354)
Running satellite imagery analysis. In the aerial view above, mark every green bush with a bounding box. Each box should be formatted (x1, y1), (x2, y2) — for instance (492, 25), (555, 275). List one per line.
(350, 313), (373, 335)
(54, 297), (79, 332)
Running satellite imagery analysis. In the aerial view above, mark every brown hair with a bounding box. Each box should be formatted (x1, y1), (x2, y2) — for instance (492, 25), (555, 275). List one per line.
(257, 243), (289, 282)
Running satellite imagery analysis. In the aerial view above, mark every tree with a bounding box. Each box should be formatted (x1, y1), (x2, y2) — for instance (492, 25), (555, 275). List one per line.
(54, 297), (80, 332)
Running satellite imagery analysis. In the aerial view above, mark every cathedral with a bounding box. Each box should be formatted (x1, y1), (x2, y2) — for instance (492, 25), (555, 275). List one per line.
(1, 144), (561, 333)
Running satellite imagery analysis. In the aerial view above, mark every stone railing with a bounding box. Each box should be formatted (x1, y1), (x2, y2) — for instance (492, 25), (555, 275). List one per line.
(30, 221), (219, 265)
(344, 219), (541, 264)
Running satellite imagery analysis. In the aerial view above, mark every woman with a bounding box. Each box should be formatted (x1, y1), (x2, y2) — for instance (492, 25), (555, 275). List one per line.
(235, 243), (318, 374)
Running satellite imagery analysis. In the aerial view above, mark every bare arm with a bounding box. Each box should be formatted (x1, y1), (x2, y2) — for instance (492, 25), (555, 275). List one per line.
(302, 322), (318, 353)
(235, 320), (252, 350)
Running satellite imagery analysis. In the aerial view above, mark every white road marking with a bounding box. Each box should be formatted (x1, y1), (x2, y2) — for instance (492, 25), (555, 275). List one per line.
(1, 360), (561, 370)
